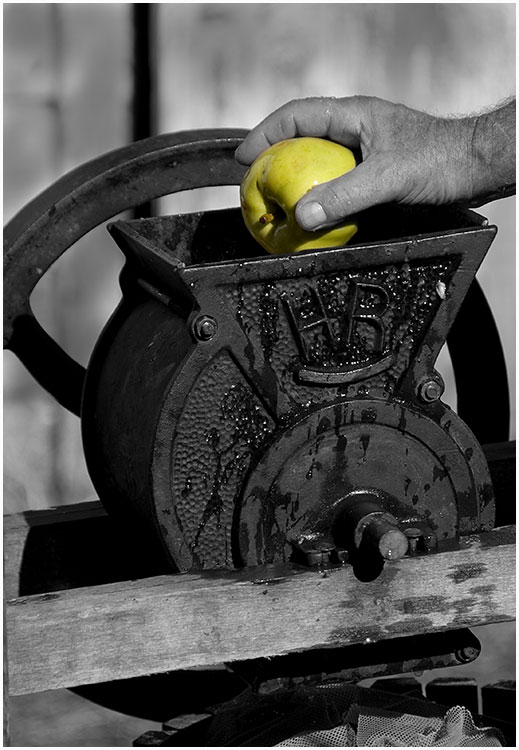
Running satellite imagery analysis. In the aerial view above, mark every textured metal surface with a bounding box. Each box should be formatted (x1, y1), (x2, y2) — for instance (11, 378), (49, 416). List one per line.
(236, 399), (486, 567)
(81, 204), (497, 571)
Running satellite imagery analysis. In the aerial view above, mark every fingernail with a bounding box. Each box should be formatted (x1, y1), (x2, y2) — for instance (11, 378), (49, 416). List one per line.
(297, 201), (327, 230)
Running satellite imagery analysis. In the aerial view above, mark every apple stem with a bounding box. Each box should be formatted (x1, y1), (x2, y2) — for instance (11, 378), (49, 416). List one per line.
(259, 212), (275, 224)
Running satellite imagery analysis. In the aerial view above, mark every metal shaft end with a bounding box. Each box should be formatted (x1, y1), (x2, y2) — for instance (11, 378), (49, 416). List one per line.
(377, 526), (409, 561)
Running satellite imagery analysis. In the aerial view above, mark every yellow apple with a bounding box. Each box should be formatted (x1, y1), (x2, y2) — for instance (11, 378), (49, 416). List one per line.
(240, 137), (358, 255)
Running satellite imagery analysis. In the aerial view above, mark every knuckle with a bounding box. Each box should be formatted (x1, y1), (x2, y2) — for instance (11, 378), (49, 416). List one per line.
(279, 113), (297, 140)
(321, 181), (350, 218)
(284, 98), (305, 116)
(275, 99), (305, 140)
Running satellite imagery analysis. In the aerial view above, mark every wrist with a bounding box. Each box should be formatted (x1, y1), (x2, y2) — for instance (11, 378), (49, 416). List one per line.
(433, 116), (476, 203)
(468, 100), (516, 202)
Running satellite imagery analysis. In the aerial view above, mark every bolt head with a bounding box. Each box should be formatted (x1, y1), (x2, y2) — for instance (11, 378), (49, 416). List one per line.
(455, 646), (480, 664)
(331, 548), (350, 564)
(418, 378), (444, 403)
(404, 527), (423, 539)
(193, 315), (218, 341)
(305, 550), (325, 566)
(422, 531), (438, 551)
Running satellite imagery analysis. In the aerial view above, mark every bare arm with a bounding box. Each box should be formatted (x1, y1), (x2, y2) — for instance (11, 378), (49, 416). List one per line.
(469, 98), (516, 205)
(235, 96), (516, 230)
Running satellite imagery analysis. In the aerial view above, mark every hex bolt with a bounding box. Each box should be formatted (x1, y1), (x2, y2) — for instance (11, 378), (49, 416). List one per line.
(404, 527), (423, 555)
(330, 547), (350, 565)
(418, 378), (444, 403)
(455, 646), (480, 664)
(304, 549), (325, 566)
(422, 530), (438, 552)
(193, 315), (218, 341)
(290, 537), (331, 567)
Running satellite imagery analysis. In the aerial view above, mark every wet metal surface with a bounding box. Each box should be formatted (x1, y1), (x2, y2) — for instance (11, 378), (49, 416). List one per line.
(3, 128), (505, 575)
(81, 204), (497, 572)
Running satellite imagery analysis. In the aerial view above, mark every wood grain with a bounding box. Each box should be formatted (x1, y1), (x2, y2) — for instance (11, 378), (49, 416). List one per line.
(6, 526), (515, 696)
(4, 442), (514, 600)
(4, 603), (10, 747)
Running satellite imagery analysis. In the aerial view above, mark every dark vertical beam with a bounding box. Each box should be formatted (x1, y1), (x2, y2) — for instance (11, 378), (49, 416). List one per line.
(131, 3), (157, 218)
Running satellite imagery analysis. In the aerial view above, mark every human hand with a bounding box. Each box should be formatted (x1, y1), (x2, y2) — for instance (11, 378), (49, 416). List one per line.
(235, 96), (515, 231)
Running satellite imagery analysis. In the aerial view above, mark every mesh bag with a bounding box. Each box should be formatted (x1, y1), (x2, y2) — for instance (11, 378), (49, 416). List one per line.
(278, 705), (504, 746)
(193, 682), (504, 747)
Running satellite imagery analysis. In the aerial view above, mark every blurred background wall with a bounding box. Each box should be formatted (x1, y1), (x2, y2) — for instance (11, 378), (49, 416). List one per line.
(3, 3), (516, 746)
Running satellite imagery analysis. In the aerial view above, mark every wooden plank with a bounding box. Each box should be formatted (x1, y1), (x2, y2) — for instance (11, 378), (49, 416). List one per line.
(3, 603), (10, 747)
(4, 440), (514, 599)
(4, 502), (106, 600)
(6, 526), (515, 696)
(4, 500), (106, 529)
(3, 501), (169, 600)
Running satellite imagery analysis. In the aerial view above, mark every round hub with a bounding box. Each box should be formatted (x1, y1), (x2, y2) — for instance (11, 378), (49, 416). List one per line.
(234, 400), (476, 566)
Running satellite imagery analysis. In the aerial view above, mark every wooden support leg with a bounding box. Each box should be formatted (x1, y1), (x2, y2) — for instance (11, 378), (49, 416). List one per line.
(4, 603), (10, 747)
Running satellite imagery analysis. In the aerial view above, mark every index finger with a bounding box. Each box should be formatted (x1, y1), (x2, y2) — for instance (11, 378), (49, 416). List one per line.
(235, 96), (363, 165)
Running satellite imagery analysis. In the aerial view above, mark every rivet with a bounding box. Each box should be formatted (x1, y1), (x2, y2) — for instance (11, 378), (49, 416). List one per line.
(418, 378), (443, 403)
(404, 527), (423, 555)
(193, 315), (218, 341)
(455, 646), (480, 664)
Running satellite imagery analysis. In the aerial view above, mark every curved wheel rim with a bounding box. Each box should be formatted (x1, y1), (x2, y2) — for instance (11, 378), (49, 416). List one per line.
(447, 278), (510, 444)
(4, 129), (248, 413)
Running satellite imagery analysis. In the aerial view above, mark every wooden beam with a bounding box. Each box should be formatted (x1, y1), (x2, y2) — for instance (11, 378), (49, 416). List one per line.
(3, 501), (170, 600)
(6, 526), (515, 696)
(4, 501), (103, 599)
(4, 441), (514, 598)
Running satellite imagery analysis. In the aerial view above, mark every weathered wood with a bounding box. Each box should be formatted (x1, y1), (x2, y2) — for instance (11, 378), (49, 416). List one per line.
(3, 603), (10, 747)
(3, 501), (170, 600)
(4, 440), (514, 599)
(5, 526), (515, 696)
(4, 501), (102, 599)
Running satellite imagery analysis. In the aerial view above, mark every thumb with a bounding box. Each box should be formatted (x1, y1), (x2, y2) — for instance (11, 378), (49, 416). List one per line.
(295, 155), (397, 230)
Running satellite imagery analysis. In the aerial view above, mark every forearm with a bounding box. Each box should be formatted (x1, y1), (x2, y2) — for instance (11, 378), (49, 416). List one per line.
(468, 98), (516, 204)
